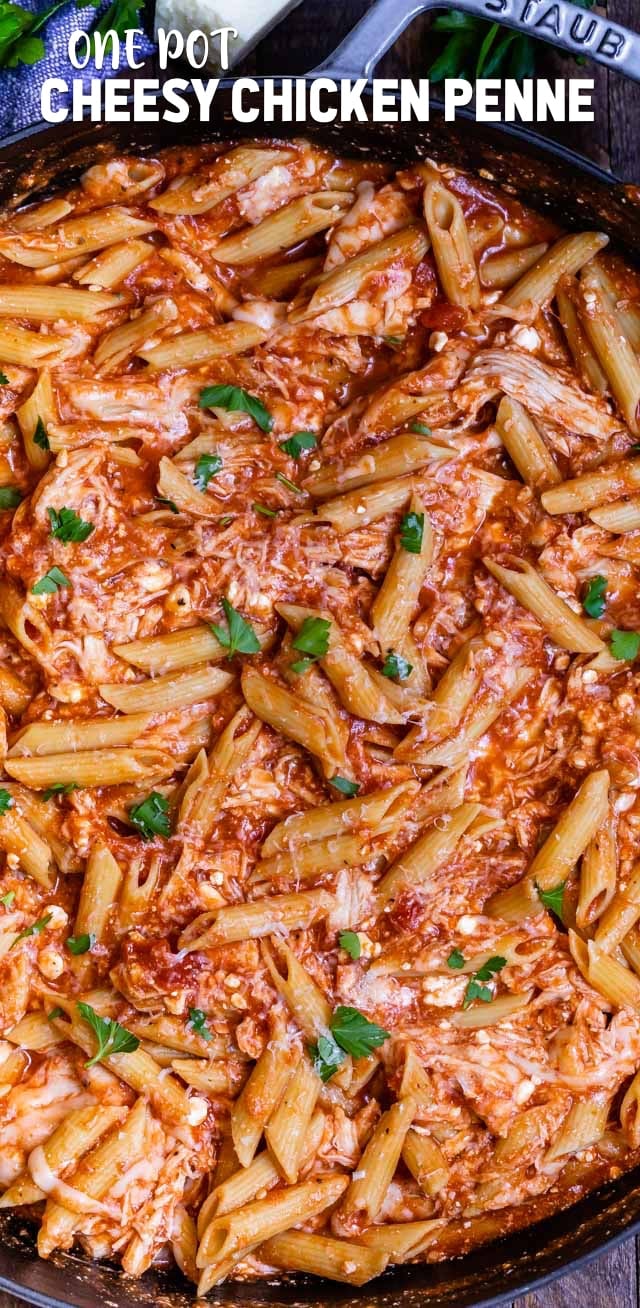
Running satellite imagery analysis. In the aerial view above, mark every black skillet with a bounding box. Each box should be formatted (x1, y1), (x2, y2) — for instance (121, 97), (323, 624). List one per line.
(1, 1), (640, 1304)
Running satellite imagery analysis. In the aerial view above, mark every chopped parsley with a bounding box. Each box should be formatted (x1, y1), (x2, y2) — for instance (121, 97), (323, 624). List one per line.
(32, 566), (70, 596)
(310, 1004), (389, 1081)
(279, 432), (317, 459)
(275, 471), (303, 495)
(0, 890), (15, 908)
(199, 384), (273, 433)
(610, 629), (640, 662)
(0, 788), (13, 814)
(188, 1007), (214, 1041)
(0, 371), (8, 384)
(462, 955), (507, 1009)
(383, 335), (403, 349)
(329, 775), (360, 797)
(156, 496), (179, 514)
(411, 421), (432, 436)
(0, 486), (22, 510)
(77, 1001), (139, 1067)
(10, 912), (52, 949)
(536, 880), (566, 924)
(33, 417), (50, 450)
(42, 782), (78, 801)
(211, 598), (260, 658)
(128, 792), (171, 841)
(47, 1005), (64, 1021)
(582, 575), (607, 619)
(194, 452), (222, 491)
(290, 615), (330, 674)
(382, 650), (412, 681)
(339, 930), (361, 960)
(48, 506), (94, 544)
(66, 932), (95, 955)
(400, 510), (424, 555)
(447, 948), (465, 970)
(253, 502), (278, 518)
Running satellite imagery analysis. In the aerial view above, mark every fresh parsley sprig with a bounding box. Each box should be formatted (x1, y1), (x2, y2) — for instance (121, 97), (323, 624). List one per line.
(188, 1007), (214, 1041)
(339, 930), (361, 960)
(428, 3), (595, 83)
(194, 452), (222, 491)
(400, 511), (424, 555)
(199, 384), (273, 433)
(32, 566), (70, 596)
(211, 598), (260, 658)
(310, 1004), (389, 1081)
(10, 912), (52, 949)
(462, 955), (507, 1009)
(382, 650), (412, 681)
(48, 506), (94, 544)
(128, 791), (171, 840)
(77, 1001), (139, 1067)
(536, 880), (566, 924)
(280, 432), (317, 459)
(0, 0), (67, 69)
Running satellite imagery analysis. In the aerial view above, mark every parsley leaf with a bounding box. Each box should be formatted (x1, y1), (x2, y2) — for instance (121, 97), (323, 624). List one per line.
(536, 880), (566, 923)
(66, 932), (95, 955)
(400, 511), (424, 555)
(583, 575), (607, 619)
(199, 384), (273, 433)
(0, 371), (8, 384)
(610, 629), (640, 662)
(42, 782), (77, 800)
(0, 486), (22, 510)
(253, 502), (278, 518)
(156, 496), (179, 514)
(428, 2), (595, 82)
(10, 912), (52, 949)
(310, 1032), (345, 1082)
(211, 598), (260, 658)
(188, 1007), (214, 1041)
(275, 471), (303, 495)
(0, 788), (13, 814)
(77, 1001), (139, 1067)
(382, 650), (412, 681)
(128, 792), (171, 840)
(339, 930), (361, 960)
(310, 1005), (390, 1081)
(32, 566), (71, 596)
(33, 417), (50, 450)
(462, 955), (506, 1008)
(447, 948), (465, 970)
(47, 1005), (64, 1021)
(292, 617), (330, 660)
(330, 1005), (390, 1058)
(279, 432), (317, 459)
(0, 889), (15, 908)
(329, 775), (360, 797)
(48, 506), (94, 544)
(411, 421), (432, 436)
(194, 452), (222, 491)
(0, 0), (66, 68)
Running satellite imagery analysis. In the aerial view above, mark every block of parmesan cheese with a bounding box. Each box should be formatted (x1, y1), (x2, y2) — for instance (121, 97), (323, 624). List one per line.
(154, 0), (305, 71)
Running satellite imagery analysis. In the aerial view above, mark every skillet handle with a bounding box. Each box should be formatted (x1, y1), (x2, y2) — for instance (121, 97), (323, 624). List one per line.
(309, 0), (640, 83)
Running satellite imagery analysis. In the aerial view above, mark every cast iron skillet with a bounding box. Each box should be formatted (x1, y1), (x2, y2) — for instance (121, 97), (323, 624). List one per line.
(1, 1), (640, 1304)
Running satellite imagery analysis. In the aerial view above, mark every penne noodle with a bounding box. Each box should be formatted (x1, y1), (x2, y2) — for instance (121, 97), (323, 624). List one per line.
(556, 281), (608, 396)
(212, 192), (354, 265)
(140, 321), (268, 370)
(594, 860), (640, 954)
(589, 496), (640, 532)
(450, 991), (531, 1028)
(0, 207), (156, 268)
(242, 666), (348, 780)
(371, 491), (433, 655)
(579, 261), (640, 436)
(4, 748), (175, 789)
(317, 475), (412, 534)
(230, 1041), (300, 1170)
(480, 242), (549, 290)
(576, 815), (617, 929)
(262, 779), (418, 855)
(336, 1097), (415, 1228)
(264, 1055), (321, 1182)
(177, 889), (334, 950)
(501, 231), (608, 311)
(99, 664), (232, 714)
(495, 395), (561, 489)
(73, 238), (153, 287)
(293, 225), (428, 321)
(8, 712), (153, 757)
(541, 458), (640, 516)
(150, 147), (296, 215)
(545, 1094), (611, 1162)
(305, 432), (453, 500)
(0, 285), (123, 322)
(484, 557), (605, 653)
(74, 842), (123, 945)
(377, 802), (481, 904)
(260, 1232), (388, 1285)
(424, 181), (480, 308)
(529, 770), (610, 892)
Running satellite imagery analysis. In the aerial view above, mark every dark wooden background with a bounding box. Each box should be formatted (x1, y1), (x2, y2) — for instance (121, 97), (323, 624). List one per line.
(3, 4), (640, 1308)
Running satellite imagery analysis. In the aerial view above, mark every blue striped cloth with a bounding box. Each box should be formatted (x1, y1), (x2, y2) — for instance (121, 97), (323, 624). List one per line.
(0, 0), (154, 138)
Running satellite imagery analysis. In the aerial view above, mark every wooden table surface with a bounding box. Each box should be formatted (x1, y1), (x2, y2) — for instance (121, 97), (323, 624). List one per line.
(2, 4), (640, 1307)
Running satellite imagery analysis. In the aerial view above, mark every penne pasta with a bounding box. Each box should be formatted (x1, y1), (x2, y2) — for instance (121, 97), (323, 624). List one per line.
(484, 557), (605, 653)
